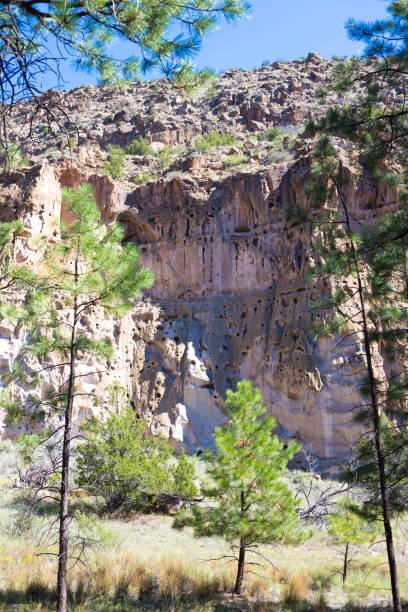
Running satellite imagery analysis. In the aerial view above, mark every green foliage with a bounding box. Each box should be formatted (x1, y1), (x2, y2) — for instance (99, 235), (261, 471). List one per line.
(76, 384), (198, 510)
(205, 80), (219, 99)
(257, 127), (281, 142)
(173, 449), (199, 501)
(125, 138), (154, 156)
(103, 145), (125, 179)
(16, 433), (42, 465)
(0, 0), (249, 99)
(133, 171), (159, 185)
(1, 183), (153, 424)
(194, 131), (239, 151)
(328, 497), (378, 546)
(268, 149), (294, 164)
(328, 497), (379, 583)
(0, 142), (29, 170)
(76, 404), (174, 511)
(174, 380), (305, 556)
(223, 154), (247, 167)
(345, 416), (408, 519)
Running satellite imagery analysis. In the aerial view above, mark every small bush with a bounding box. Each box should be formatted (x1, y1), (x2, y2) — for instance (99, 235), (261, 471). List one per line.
(257, 127), (282, 142)
(195, 131), (238, 151)
(133, 171), (159, 185)
(268, 149), (293, 164)
(224, 154), (247, 167)
(0, 142), (30, 170)
(282, 572), (311, 603)
(125, 137), (154, 156)
(103, 145), (125, 179)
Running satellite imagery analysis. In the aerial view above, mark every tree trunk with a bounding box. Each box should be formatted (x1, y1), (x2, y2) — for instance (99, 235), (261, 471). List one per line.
(56, 263), (78, 612)
(342, 542), (349, 584)
(336, 178), (402, 612)
(234, 489), (246, 595)
(234, 539), (246, 595)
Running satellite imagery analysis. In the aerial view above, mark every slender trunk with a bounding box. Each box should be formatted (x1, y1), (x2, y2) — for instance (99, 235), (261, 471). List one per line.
(234, 490), (246, 595)
(342, 542), (349, 584)
(403, 253), (408, 300)
(57, 259), (79, 612)
(234, 539), (246, 595)
(336, 178), (402, 612)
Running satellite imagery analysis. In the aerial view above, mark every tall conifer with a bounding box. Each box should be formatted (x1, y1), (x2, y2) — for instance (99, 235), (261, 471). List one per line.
(1, 183), (153, 611)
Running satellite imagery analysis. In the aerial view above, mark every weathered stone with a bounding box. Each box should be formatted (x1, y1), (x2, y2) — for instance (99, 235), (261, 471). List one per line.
(0, 56), (401, 472)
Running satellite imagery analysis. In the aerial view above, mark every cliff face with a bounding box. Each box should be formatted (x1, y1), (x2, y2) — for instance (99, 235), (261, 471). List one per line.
(0, 53), (400, 472)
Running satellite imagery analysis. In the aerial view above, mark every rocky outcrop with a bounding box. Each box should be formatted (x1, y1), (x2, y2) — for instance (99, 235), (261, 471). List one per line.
(0, 56), (401, 472)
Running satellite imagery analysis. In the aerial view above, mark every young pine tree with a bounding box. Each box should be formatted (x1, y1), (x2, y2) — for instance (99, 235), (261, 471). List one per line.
(2, 183), (153, 612)
(173, 448), (199, 502)
(173, 380), (304, 595)
(328, 497), (378, 584)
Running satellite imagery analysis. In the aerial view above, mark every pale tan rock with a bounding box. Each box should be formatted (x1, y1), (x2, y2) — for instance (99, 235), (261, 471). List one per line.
(0, 59), (403, 472)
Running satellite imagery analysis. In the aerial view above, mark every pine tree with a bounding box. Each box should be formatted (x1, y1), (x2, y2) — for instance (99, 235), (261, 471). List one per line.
(1, 183), (153, 612)
(173, 380), (304, 595)
(328, 497), (378, 584)
(293, 136), (403, 611)
(173, 448), (198, 501)
(307, 1), (408, 172)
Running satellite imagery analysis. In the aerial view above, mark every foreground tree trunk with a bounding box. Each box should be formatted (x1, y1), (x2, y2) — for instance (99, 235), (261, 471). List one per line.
(234, 538), (246, 595)
(336, 179), (402, 612)
(56, 267), (78, 612)
(342, 542), (349, 584)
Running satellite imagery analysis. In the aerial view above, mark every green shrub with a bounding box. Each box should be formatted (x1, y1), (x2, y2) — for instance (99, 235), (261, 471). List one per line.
(103, 145), (125, 179)
(125, 137), (154, 156)
(257, 126), (282, 142)
(194, 131), (238, 151)
(156, 145), (184, 169)
(133, 171), (159, 185)
(223, 154), (247, 167)
(0, 142), (30, 170)
(268, 149), (293, 163)
(76, 409), (173, 511)
(76, 385), (197, 512)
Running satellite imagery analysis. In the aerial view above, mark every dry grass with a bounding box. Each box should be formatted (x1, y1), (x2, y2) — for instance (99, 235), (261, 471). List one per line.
(281, 571), (312, 603)
(0, 442), (406, 609)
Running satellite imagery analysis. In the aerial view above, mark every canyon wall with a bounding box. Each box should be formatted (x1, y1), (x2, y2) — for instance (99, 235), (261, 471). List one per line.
(0, 54), (399, 473)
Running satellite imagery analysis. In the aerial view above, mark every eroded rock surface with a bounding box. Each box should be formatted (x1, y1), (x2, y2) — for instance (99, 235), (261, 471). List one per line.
(0, 56), (400, 472)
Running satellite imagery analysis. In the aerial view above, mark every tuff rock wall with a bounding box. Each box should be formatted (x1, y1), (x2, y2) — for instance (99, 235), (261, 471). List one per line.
(0, 54), (400, 473)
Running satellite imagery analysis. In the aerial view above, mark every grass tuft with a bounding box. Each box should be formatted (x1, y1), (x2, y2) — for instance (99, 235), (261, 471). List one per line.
(282, 571), (311, 604)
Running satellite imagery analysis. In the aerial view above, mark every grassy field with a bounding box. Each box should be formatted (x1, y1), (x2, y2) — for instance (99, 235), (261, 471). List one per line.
(0, 440), (407, 611)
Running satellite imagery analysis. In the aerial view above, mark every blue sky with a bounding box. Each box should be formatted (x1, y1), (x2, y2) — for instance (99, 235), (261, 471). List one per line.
(53, 0), (389, 90)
